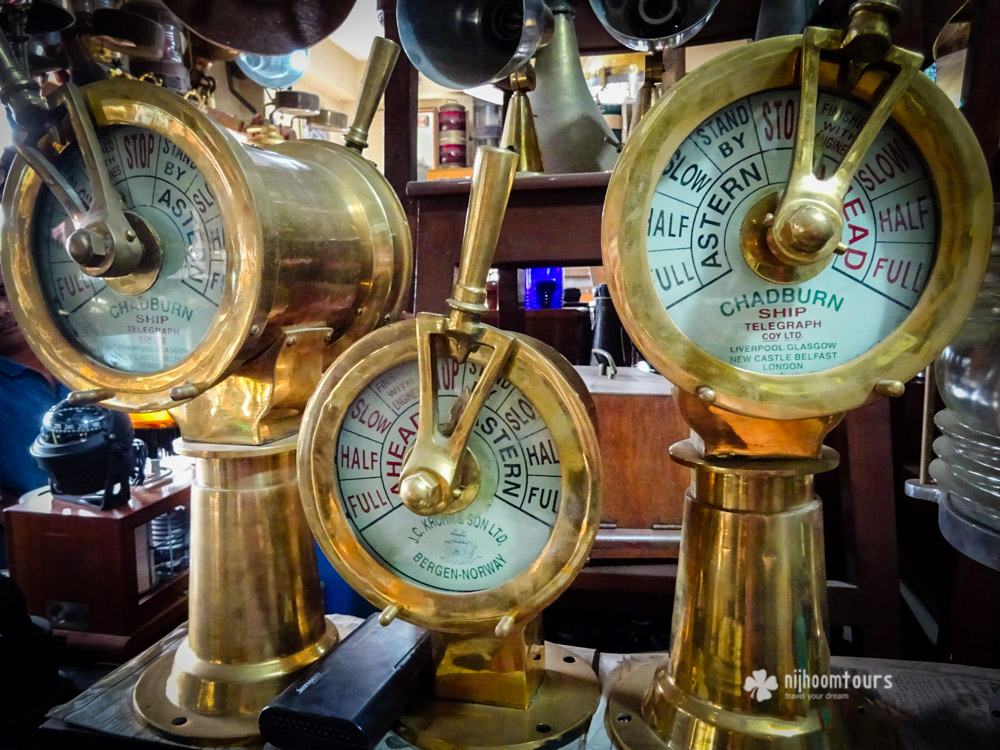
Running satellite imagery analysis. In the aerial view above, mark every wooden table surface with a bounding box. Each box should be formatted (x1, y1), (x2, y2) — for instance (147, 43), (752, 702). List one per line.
(39, 617), (1000, 750)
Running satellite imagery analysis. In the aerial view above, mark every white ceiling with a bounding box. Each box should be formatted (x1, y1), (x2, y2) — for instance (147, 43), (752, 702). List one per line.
(329, 2), (385, 60)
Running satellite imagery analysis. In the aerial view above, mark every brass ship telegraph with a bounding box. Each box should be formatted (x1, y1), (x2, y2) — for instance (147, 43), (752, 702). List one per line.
(298, 146), (602, 749)
(601, 1), (991, 748)
(1, 37), (411, 744)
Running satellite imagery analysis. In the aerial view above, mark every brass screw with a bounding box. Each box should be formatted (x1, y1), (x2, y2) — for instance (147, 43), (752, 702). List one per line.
(378, 604), (400, 626)
(495, 615), (516, 638)
(169, 383), (201, 401)
(874, 379), (905, 398)
(696, 385), (717, 404)
(285, 335), (298, 348)
(68, 388), (115, 405)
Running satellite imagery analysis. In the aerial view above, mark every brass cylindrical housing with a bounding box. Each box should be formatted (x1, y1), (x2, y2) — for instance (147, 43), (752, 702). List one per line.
(608, 441), (843, 749)
(133, 438), (338, 743)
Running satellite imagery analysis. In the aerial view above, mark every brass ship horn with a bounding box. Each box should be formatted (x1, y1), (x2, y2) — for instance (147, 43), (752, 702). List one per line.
(529, 0), (618, 172)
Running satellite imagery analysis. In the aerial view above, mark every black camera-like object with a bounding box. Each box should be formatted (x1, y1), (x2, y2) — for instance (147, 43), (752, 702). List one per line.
(30, 400), (146, 510)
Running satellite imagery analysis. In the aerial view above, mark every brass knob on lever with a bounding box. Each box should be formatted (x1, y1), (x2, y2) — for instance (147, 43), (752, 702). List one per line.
(843, 0), (903, 62)
(398, 145), (519, 517)
(344, 37), (401, 153)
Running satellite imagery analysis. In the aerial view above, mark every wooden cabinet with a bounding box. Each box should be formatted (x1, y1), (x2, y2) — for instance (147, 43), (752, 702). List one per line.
(4, 462), (192, 658)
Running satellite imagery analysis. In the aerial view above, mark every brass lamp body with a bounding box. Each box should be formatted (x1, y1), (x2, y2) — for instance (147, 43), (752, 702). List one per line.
(600, 11), (991, 750)
(1, 39), (411, 745)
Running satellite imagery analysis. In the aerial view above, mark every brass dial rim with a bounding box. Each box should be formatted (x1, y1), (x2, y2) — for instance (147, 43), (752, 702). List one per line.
(1, 79), (267, 412)
(298, 318), (601, 634)
(603, 35), (992, 420)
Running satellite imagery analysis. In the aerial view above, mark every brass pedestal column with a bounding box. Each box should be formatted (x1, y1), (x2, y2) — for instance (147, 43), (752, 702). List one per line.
(607, 440), (843, 749)
(133, 437), (338, 742)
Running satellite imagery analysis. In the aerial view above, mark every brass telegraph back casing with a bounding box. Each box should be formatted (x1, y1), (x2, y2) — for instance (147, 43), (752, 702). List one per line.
(2, 78), (411, 432)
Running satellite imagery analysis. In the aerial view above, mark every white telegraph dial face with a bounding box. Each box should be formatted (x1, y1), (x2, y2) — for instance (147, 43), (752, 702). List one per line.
(335, 358), (561, 593)
(647, 89), (938, 375)
(34, 125), (225, 374)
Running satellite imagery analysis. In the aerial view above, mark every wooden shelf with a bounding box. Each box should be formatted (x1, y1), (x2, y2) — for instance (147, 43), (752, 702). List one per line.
(407, 172), (610, 313)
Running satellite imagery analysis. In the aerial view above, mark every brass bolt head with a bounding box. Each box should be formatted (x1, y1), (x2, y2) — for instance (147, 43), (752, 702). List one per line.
(399, 470), (446, 515)
(784, 205), (837, 254)
(66, 228), (107, 267)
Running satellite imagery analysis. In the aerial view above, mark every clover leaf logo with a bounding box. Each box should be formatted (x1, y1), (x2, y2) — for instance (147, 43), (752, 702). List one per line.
(744, 669), (779, 702)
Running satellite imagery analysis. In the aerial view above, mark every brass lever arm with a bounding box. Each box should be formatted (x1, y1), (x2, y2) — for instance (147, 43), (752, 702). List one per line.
(398, 146), (519, 516)
(0, 24), (146, 280)
(767, 5), (920, 268)
(344, 37), (400, 153)
(10, 82), (148, 280)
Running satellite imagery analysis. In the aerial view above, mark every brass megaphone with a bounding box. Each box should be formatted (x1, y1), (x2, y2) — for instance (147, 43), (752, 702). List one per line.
(588, 0), (722, 51)
(397, 0), (618, 173)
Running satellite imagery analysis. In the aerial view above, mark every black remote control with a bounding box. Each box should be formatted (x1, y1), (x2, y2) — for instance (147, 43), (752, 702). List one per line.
(260, 615), (431, 749)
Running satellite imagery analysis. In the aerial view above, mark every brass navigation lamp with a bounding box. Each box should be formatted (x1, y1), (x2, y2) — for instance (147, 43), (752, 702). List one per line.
(600, 1), (991, 747)
(1, 37), (412, 744)
(298, 146), (603, 749)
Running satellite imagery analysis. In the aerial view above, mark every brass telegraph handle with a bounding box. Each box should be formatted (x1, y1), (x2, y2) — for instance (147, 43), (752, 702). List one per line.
(44, 85), (154, 282)
(767, 0), (919, 267)
(398, 146), (519, 516)
(447, 146), (519, 325)
(344, 37), (401, 153)
(0, 21), (152, 287)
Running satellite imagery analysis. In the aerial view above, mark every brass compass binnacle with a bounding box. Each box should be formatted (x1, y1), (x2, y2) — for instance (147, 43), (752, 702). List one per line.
(602, 8), (992, 422)
(1, 42), (410, 416)
(298, 147), (602, 636)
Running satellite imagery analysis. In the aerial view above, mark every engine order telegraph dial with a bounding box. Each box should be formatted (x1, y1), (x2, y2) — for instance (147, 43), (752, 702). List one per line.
(336, 355), (561, 593)
(604, 34), (992, 419)
(653, 91), (936, 375)
(35, 126), (224, 374)
(2, 76), (411, 413)
(301, 317), (599, 630)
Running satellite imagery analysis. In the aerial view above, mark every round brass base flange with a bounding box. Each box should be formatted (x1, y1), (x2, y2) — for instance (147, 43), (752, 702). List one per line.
(395, 644), (600, 750)
(605, 660), (897, 750)
(133, 621), (339, 745)
(133, 651), (260, 745)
